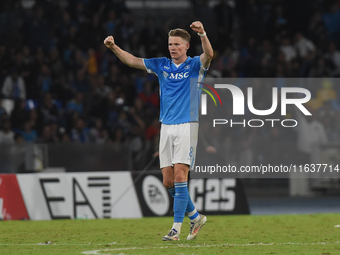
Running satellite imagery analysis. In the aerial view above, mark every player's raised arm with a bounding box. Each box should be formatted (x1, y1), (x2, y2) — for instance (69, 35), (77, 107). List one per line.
(104, 36), (146, 70)
(190, 21), (213, 69)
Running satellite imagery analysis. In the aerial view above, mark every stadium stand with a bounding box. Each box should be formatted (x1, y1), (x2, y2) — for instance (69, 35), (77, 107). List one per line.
(0, 0), (340, 185)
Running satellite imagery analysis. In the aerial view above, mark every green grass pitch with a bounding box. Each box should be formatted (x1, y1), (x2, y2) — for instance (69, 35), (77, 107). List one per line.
(0, 214), (339, 255)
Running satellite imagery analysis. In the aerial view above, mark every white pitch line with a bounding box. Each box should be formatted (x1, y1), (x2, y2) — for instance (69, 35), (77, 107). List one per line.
(81, 241), (340, 255)
(0, 241), (117, 246)
(0, 243), (105, 246)
(1, 240), (339, 254)
(0, 242), (117, 246)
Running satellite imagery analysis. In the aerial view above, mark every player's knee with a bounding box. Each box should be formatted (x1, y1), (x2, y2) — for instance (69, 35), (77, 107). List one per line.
(174, 175), (187, 183)
(174, 164), (189, 183)
(174, 171), (188, 182)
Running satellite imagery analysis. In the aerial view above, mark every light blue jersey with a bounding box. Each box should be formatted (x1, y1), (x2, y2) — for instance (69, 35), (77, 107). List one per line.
(143, 56), (208, 124)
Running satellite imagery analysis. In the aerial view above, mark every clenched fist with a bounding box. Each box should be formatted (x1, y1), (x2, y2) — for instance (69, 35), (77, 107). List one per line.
(190, 21), (205, 34)
(104, 36), (115, 49)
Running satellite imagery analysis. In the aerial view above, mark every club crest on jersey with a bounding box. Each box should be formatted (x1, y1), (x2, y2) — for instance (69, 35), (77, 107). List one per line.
(168, 72), (189, 80)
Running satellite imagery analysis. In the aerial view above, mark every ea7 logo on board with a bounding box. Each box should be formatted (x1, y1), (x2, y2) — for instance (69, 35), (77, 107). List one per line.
(169, 72), (189, 80)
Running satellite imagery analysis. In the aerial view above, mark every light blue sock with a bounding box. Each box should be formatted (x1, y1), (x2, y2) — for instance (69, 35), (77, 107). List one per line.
(168, 186), (199, 220)
(167, 187), (175, 197)
(173, 182), (188, 223)
(186, 194), (199, 221)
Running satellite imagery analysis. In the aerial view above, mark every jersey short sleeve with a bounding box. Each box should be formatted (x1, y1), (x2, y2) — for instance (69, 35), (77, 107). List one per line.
(191, 56), (201, 69)
(143, 57), (167, 76)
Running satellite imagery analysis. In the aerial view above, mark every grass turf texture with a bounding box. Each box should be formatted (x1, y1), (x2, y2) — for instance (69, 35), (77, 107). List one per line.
(0, 214), (339, 255)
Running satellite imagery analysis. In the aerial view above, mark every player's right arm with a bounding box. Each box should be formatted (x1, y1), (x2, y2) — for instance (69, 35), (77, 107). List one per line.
(104, 36), (146, 71)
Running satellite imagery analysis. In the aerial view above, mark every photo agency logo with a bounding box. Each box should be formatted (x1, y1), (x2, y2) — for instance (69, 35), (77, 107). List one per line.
(200, 80), (312, 128)
(199, 82), (223, 110)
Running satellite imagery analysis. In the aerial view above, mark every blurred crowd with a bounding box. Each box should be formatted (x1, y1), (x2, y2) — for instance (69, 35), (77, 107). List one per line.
(0, 0), (340, 165)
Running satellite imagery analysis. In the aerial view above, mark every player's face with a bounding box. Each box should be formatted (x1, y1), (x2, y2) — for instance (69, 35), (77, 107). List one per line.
(168, 36), (189, 61)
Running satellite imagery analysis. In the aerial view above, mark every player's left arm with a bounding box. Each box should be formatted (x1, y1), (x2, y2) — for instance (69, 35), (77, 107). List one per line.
(190, 21), (214, 69)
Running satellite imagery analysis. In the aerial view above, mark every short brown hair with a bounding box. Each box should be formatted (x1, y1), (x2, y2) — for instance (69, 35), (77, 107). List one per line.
(168, 28), (191, 43)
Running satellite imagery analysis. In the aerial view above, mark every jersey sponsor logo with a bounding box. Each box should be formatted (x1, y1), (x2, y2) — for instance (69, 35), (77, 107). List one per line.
(168, 72), (189, 80)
